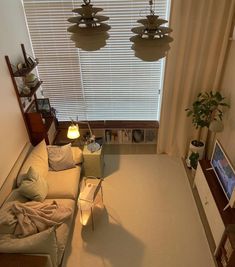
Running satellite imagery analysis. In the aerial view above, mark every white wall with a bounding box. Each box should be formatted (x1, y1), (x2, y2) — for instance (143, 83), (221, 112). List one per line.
(218, 41), (235, 164)
(0, 0), (32, 187)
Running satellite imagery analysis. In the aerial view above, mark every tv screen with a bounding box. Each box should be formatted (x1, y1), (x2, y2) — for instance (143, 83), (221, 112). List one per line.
(211, 140), (235, 200)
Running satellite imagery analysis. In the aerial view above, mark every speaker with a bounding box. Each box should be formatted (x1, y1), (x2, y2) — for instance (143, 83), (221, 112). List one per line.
(223, 188), (235, 210)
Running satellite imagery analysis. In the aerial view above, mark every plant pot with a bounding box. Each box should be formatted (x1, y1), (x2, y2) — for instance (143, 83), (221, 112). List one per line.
(186, 140), (205, 168)
(189, 140), (205, 159)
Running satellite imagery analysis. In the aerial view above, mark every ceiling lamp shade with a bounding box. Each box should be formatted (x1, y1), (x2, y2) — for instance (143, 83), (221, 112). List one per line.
(67, 0), (110, 51)
(130, 0), (173, 61)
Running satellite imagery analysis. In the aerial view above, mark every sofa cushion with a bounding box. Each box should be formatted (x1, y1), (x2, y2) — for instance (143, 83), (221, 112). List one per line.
(71, 146), (83, 165)
(44, 198), (75, 265)
(46, 166), (81, 200)
(18, 167), (48, 202)
(17, 140), (48, 187)
(47, 144), (76, 171)
(0, 227), (58, 267)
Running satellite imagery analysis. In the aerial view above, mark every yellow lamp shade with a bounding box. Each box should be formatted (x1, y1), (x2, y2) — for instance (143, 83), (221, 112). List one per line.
(67, 124), (80, 139)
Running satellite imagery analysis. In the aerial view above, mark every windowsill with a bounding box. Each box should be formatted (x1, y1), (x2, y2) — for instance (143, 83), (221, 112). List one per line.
(58, 120), (159, 129)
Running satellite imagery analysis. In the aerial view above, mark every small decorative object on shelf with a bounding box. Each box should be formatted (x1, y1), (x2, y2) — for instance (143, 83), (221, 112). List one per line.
(21, 85), (31, 96)
(25, 73), (39, 88)
(19, 80), (43, 98)
(36, 98), (52, 117)
(145, 129), (157, 143)
(132, 129), (144, 143)
(13, 60), (38, 77)
(105, 130), (112, 143)
(17, 62), (27, 73)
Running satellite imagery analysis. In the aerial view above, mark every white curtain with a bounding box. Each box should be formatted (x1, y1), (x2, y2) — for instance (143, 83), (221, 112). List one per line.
(157, 0), (235, 157)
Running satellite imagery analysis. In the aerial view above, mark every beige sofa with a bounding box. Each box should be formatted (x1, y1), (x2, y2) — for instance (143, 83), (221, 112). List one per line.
(0, 141), (82, 267)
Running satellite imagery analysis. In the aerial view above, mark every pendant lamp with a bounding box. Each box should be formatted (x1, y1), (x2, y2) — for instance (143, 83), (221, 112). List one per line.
(67, 0), (110, 51)
(130, 0), (173, 61)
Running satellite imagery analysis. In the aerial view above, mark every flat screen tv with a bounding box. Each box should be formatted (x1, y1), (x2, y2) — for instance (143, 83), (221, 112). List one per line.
(211, 140), (235, 201)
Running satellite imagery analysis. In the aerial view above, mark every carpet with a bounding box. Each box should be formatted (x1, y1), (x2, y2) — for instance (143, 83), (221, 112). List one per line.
(62, 154), (215, 267)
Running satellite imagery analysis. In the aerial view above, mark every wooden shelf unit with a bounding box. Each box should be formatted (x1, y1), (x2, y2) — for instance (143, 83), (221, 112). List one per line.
(5, 43), (57, 145)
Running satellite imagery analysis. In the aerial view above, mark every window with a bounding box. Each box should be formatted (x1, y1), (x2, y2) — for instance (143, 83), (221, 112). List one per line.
(23, 0), (170, 121)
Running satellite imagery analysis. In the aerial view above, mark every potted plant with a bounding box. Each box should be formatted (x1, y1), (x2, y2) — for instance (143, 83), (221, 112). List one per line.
(189, 152), (199, 170)
(185, 91), (229, 168)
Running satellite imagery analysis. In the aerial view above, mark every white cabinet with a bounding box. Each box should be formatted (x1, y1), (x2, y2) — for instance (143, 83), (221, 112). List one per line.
(104, 128), (157, 144)
(195, 163), (225, 252)
(83, 145), (104, 178)
(79, 127), (157, 145)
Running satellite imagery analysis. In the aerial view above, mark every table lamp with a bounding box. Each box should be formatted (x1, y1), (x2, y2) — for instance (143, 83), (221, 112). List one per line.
(67, 120), (100, 152)
(67, 123), (80, 139)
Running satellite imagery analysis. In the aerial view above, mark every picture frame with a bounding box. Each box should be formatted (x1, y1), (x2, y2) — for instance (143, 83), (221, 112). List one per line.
(27, 56), (35, 67)
(35, 98), (51, 117)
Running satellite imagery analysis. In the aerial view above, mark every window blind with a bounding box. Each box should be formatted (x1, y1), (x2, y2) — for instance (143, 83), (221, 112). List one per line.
(23, 0), (169, 121)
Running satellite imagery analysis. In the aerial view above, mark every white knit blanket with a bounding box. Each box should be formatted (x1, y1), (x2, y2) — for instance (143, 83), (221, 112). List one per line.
(6, 201), (72, 237)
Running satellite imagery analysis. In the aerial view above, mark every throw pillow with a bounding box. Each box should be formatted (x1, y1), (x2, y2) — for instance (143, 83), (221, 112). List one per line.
(17, 139), (49, 187)
(47, 143), (76, 171)
(0, 227), (58, 267)
(18, 166), (48, 202)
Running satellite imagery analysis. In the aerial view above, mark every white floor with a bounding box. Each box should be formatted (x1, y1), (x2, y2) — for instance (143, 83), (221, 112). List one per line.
(62, 154), (215, 267)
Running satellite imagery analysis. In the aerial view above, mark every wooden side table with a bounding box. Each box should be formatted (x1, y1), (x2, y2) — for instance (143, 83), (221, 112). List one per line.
(83, 145), (104, 178)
